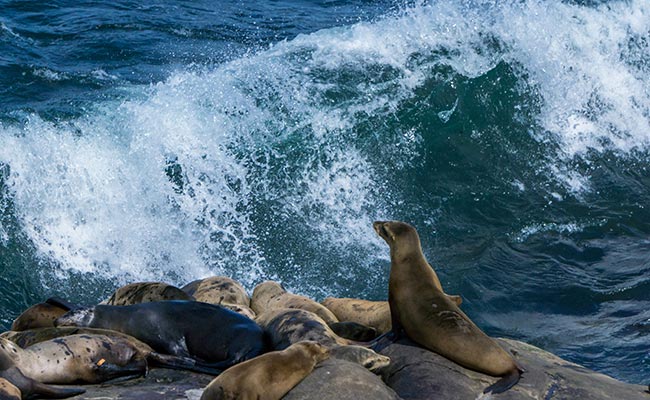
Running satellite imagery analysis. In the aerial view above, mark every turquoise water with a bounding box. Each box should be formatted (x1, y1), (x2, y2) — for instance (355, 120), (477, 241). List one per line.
(1, 0), (649, 384)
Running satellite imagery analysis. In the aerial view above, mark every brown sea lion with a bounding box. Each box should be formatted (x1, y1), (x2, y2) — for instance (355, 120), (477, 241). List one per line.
(255, 308), (389, 372)
(55, 300), (266, 373)
(321, 298), (392, 334)
(200, 341), (330, 400)
(9, 298), (77, 332)
(0, 378), (20, 400)
(10, 303), (68, 332)
(251, 281), (338, 324)
(322, 295), (462, 335)
(373, 220), (523, 394)
(103, 282), (193, 305)
(182, 277), (255, 319)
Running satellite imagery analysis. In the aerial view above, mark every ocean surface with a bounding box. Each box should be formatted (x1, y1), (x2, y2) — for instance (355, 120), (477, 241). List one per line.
(1, 0), (649, 385)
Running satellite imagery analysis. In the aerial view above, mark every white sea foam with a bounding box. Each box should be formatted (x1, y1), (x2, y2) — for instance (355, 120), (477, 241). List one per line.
(1, 0), (649, 292)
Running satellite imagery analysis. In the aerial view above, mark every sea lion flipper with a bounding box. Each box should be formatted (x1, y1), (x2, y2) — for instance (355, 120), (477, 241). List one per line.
(31, 380), (86, 399)
(446, 294), (462, 306)
(147, 352), (224, 375)
(45, 297), (79, 311)
(483, 367), (522, 394)
(329, 322), (379, 341)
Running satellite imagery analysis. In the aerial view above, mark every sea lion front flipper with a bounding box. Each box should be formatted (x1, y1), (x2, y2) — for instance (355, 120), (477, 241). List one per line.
(483, 367), (522, 394)
(446, 294), (462, 306)
(4, 366), (85, 399)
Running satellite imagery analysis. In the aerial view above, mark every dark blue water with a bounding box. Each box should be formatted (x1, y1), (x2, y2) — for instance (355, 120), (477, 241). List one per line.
(1, 0), (649, 385)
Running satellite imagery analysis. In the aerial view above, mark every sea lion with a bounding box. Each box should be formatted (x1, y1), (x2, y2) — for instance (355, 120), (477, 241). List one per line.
(322, 298), (393, 334)
(255, 308), (389, 372)
(182, 277), (255, 319)
(200, 341), (330, 400)
(0, 344), (84, 399)
(251, 281), (339, 325)
(10, 298), (76, 332)
(0, 335), (147, 384)
(0, 378), (20, 400)
(0, 327), (223, 376)
(329, 321), (379, 341)
(55, 300), (266, 372)
(373, 220), (523, 394)
(103, 282), (193, 305)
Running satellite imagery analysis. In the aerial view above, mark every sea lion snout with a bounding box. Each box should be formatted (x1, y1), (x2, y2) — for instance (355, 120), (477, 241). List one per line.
(373, 221), (391, 242)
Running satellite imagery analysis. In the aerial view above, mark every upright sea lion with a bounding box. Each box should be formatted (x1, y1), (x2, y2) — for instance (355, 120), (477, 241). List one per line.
(0, 335), (147, 384)
(0, 344), (85, 399)
(0, 378), (20, 400)
(103, 282), (193, 305)
(182, 276), (255, 319)
(255, 308), (389, 372)
(200, 341), (330, 400)
(251, 281), (339, 325)
(55, 300), (266, 372)
(373, 220), (523, 394)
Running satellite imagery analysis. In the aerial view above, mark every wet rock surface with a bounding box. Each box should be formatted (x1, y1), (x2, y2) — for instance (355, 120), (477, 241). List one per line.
(64, 339), (648, 400)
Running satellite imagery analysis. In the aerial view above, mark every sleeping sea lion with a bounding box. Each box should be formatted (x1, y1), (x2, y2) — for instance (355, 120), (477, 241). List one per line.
(255, 308), (389, 372)
(200, 341), (330, 400)
(0, 343), (84, 399)
(251, 281), (338, 325)
(182, 276), (255, 319)
(55, 300), (266, 372)
(103, 282), (193, 305)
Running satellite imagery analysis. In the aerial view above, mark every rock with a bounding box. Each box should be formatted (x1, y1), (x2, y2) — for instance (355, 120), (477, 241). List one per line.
(283, 358), (401, 400)
(379, 337), (649, 400)
(66, 369), (213, 400)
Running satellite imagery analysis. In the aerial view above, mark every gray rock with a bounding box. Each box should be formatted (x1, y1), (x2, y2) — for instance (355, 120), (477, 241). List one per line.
(283, 358), (401, 400)
(67, 369), (212, 400)
(379, 337), (649, 400)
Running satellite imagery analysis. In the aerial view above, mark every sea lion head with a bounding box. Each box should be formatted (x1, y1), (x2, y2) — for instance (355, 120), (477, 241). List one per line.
(373, 221), (421, 254)
(54, 307), (95, 327)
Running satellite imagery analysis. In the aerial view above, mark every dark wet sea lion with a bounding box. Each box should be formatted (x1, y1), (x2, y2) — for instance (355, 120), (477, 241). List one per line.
(251, 281), (339, 324)
(373, 220), (523, 394)
(255, 308), (389, 372)
(55, 300), (266, 372)
(103, 282), (193, 305)
(200, 341), (330, 400)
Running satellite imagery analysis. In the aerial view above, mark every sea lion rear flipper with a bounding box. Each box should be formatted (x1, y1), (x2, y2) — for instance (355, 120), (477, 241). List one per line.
(148, 352), (224, 375)
(483, 367), (522, 394)
(45, 297), (80, 311)
(329, 322), (379, 341)
(31, 380), (86, 399)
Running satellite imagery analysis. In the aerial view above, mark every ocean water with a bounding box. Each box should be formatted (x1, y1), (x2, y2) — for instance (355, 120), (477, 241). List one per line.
(1, 0), (649, 385)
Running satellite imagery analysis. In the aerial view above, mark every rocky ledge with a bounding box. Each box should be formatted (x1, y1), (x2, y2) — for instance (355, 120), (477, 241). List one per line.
(69, 338), (648, 400)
